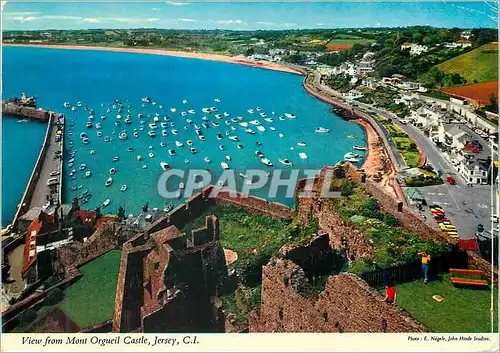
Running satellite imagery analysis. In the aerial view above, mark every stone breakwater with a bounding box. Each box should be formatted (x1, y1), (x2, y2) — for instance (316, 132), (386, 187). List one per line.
(1, 102), (50, 122)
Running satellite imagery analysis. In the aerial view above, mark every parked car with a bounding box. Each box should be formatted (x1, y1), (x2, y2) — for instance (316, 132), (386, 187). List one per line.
(477, 224), (485, 233)
(49, 170), (60, 177)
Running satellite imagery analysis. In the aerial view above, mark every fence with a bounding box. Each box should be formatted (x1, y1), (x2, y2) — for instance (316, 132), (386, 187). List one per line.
(360, 249), (468, 288)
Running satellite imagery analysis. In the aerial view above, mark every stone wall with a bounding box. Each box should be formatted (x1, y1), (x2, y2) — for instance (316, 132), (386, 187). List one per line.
(250, 259), (427, 333)
(2, 102), (50, 122)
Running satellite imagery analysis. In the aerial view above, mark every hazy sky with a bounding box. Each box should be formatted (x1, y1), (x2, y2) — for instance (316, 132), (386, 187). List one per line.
(2, 1), (498, 31)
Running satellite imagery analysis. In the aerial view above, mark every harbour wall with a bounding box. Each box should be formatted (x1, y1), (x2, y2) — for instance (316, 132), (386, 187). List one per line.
(1, 102), (50, 122)
(3, 111), (64, 237)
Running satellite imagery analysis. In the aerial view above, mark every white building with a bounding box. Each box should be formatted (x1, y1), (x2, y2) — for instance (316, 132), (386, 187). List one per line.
(361, 77), (379, 89)
(437, 123), (471, 150)
(343, 89), (364, 100)
(332, 62), (357, 76)
(443, 41), (472, 49)
(457, 155), (490, 185)
(316, 64), (335, 76)
(410, 106), (442, 129)
(400, 42), (429, 55)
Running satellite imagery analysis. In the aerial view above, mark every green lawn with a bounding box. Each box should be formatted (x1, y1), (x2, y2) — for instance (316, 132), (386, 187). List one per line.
(380, 275), (498, 333)
(436, 42), (498, 84)
(402, 151), (421, 168)
(58, 250), (122, 327)
(393, 137), (412, 149)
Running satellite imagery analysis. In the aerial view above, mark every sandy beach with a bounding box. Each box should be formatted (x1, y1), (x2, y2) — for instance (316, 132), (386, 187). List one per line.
(4, 44), (303, 76)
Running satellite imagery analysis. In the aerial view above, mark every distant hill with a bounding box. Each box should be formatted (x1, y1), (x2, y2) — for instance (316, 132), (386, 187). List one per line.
(436, 42), (498, 84)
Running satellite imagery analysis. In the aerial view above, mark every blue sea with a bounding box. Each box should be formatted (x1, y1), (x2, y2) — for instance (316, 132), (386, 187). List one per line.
(2, 46), (365, 218)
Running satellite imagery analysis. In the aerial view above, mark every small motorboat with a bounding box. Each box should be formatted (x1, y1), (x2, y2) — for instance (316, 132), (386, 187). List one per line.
(127, 147), (134, 152)
(256, 107), (261, 111)
(247, 109), (254, 114)
(142, 165), (147, 169)
(149, 123), (158, 129)
(225, 155), (231, 161)
(347, 135), (357, 139)
(239, 173), (248, 179)
(256, 141), (262, 146)
(297, 142), (307, 147)
(133, 131), (139, 138)
(237, 143), (244, 149)
(199, 135), (206, 141)
(249, 120), (261, 126)
(169, 149), (176, 156)
(120, 185), (127, 192)
(278, 133), (284, 138)
(278, 158), (292, 166)
(162, 130), (168, 137)
(269, 127), (276, 131)
(216, 133), (223, 140)
(148, 131), (156, 137)
(119, 131), (128, 140)
(79, 164), (87, 170)
(219, 144), (226, 151)
(228, 135), (239, 142)
(175, 141), (184, 147)
(212, 121), (220, 127)
(110, 168), (116, 174)
(255, 151), (264, 158)
(186, 119), (193, 124)
(182, 100), (188, 104)
(171, 129), (179, 135)
(257, 126), (266, 132)
(264, 118), (274, 123)
(124, 118), (132, 124)
(161, 142), (166, 147)
(299, 152), (308, 159)
(95, 123), (102, 129)
(82, 137), (89, 144)
(188, 109), (195, 115)
(221, 162), (230, 170)
(103, 199), (111, 207)
(184, 159), (190, 164)
(214, 98), (221, 103)
(80, 132), (88, 139)
(190, 148), (197, 154)
(285, 113), (296, 119)
(90, 149), (96, 155)
(170, 108), (176, 113)
(353, 145), (368, 151)
(85, 171), (92, 177)
(261, 158), (273, 166)
(315, 127), (330, 133)
(260, 112), (267, 118)
(344, 156), (360, 163)
(105, 177), (113, 186)
(246, 128), (256, 135)
(86, 122), (92, 128)
(149, 152), (155, 158)
(113, 156), (119, 162)
(137, 155), (142, 161)
(204, 156), (211, 163)
(186, 140), (193, 146)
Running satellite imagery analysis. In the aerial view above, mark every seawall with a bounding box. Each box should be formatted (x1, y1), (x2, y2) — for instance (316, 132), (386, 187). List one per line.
(1, 102), (50, 122)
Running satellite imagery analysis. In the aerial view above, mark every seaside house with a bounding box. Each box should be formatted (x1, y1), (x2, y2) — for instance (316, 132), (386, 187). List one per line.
(361, 77), (379, 89)
(316, 64), (335, 77)
(437, 123), (471, 151)
(343, 89), (364, 100)
(443, 41), (472, 49)
(332, 62), (357, 76)
(409, 106), (441, 129)
(400, 42), (429, 55)
(460, 30), (472, 40)
(457, 155), (496, 185)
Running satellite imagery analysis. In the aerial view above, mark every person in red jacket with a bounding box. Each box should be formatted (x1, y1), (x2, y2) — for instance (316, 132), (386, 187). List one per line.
(384, 284), (397, 304)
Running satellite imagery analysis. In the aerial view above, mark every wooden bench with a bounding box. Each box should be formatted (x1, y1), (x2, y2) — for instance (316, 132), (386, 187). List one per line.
(449, 268), (489, 287)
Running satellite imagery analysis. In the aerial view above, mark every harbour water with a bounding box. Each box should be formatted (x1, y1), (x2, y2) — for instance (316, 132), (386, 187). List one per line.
(1, 117), (45, 226)
(2, 46), (365, 216)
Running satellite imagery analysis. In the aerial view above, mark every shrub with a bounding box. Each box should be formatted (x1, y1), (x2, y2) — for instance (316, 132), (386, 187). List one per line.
(348, 260), (376, 275)
(340, 181), (356, 197)
(383, 215), (399, 227)
(237, 250), (273, 287)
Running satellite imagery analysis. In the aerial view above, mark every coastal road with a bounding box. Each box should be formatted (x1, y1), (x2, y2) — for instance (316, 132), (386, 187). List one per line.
(356, 101), (493, 240)
(29, 120), (63, 209)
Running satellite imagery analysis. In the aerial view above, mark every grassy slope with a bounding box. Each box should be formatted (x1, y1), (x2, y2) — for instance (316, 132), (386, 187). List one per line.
(59, 250), (122, 327)
(436, 43), (498, 84)
(380, 274), (498, 333)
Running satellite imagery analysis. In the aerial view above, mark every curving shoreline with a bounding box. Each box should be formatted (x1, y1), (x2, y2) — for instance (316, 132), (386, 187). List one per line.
(3, 44), (303, 76)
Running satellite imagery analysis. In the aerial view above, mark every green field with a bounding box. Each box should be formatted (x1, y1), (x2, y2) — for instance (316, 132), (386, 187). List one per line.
(380, 275), (498, 333)
(58, 250), (122, 327)
(402, 151), (420, 168)
(436, 42), (498, 84)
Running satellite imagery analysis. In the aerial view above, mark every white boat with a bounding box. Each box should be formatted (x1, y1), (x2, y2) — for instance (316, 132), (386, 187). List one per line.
(228, 135), (239, 142)
(216, 133), (223, 140)
(285, 113), (296, 119)
(188, 109), (195, 115)
(161, 122), (168, 128)
(249, 120), (261, 126)
(269, 127), (276, 131)
(124, 118), (132, 124)
(246, 128), (256, 135)
(182, 100), (188, 104)
(82, 137), (89, 144)
(299, 152), (308, 159)
(133, 131), (139, 138)
(160, 161), (170, 171)
(171, 129), (179, 135)
(353, 145), (368, 151)
(80, 132), (88, 139)
(95, 123), (102, 129)
(160, 142), (166, 147)
(220, 162), (230, 170)
(231, 126), (236, 131)
(120, 185), (127, 192)
(148, 131), (156, 137)
(79, 164), (87, 170)
(223, 112), (230, 117)
(186, 119), (193, 124)
(119, 131), (128, 140)
(105, 177), (113, 186)
(225, 155), (231, 161)
(175, 141), (184, 147)
(214, 98), (221, 103)
(85, 171), (92, 177)
(212, 121), (220, 127)
(278, 133), (284, 138)
(116, 114), (122, 120)
(141, 97), (151, 103)
(344, 152), (360, 159)
(186, 140), (193, 146)
(161, 129), (168, 137)
(181, 112), (187, 117)
(255, 150), (264, 158)
(257, 126), (266, 132)
(215, 114), (223, 119)
(344, 157), (360, 163)
(237, 144), (244, 149)
(103, 199), (111, 207)
(90, 150), (96, 155)
(149, 123), (158, 129)
(86, 122), (92, 128)
(199, 135), (206, 141)
(261, 158), (273, 166)
(247, 109), (254, 114)
(149, 152), (155, 158)
(153, 116), (159, 123)
(278, 158), (292, 166)
(219, 144), (225, 151)
(142, 165), (147, 169)
(315, 127), (330, 133)
(169, 149), (176, 156)
(202, 107), (210, 113)
(110, 168), (116, 174)
(127, 147), (134, 152)
(137, 155), (142, 161)
(204, 156), (211, 163)
(170, 108), (176, 112)
(297, 142), (307, 147)
(190, 148), (197, 154)
(260, 112), (267, 118)
(264, 118), (274, 123)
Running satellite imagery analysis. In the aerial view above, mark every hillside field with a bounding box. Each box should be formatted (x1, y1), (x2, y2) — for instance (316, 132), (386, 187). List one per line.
(436, 42), (498, 84)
